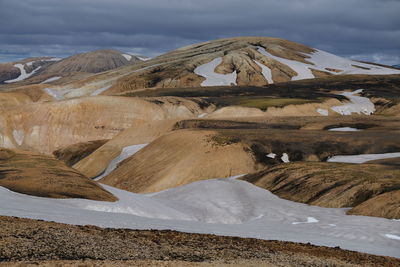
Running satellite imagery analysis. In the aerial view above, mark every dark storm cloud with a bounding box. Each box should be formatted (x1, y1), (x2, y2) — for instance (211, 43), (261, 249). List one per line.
(0, 0), (399, 64)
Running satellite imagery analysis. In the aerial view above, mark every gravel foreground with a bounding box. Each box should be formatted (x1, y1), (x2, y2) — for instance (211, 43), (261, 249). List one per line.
(0, 216), (399, 267)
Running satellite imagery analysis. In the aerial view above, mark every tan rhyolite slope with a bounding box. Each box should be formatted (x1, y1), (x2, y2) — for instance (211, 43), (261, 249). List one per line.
(42, 49), (140, 75)
(73, 119), (181, 178)
(242, 162), (400, 219)
(0, 96), (207, 154)
(0, 148), (116, 201)
(100, 130), (259, 193)
(53, 139), (109, 166)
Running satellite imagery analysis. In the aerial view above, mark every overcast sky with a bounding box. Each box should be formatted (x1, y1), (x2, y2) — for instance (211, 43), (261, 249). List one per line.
(0, 0), (399, 64)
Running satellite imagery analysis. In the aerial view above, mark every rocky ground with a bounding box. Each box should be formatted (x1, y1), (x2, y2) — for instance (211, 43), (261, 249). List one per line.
(0, 216), (399, 266)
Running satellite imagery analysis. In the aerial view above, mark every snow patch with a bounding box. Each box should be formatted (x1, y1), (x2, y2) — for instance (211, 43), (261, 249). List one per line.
(257, 47), (315, 80)
(197, 113), (207, 118)
(137, 56), (151, 61)
(94, 144), (147, 181)
(281, 153), (290, 163)
(267, 153), (276, 159)
(44, 88), (65, 100)
(331, 89), (375, 115)
(4, 64), (42, 83)
(328, 127), (360, 132)
(385, 234), (400, 241)
(327, 152), (400, 164)
(317, 108), (329, 116)
(254, 60), (273, 84)
(90, 85), (112, 96)
(255, 46), (400, 83)
(194, 57), (237, 86)
(40, 76), (61, 84)
(12, 130), (24, 146)
(121, 54), (132, 61)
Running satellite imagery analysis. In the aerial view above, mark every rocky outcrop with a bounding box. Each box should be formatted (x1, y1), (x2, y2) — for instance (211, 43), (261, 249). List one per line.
(0, 148), (116, 201)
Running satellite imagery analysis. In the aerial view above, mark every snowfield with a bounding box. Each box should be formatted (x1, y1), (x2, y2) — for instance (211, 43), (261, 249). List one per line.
(256, 46), (400, 81)
(328, 127), (360, 131)
(254, 60), (273, 84)
(121, 53), (132, 61)
(40, 76), (61, 84)
(90, 85), (112, 96)
(94, 144), (147, 181)
(4, 64), (42, 83)
(194, 57), (237, 86)
(0, 177), (399, 258)
(328, 152), (400, 164)
(331, 89), (375, 115)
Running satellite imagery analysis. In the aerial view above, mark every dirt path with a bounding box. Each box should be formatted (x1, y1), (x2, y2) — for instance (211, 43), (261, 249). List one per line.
(0, 216), (398, 266)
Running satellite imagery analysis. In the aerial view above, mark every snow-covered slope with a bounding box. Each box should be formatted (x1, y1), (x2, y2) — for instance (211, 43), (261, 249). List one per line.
(4, 64), (42, 83)
(94, 144), (147, 181)
(257, 46), (400, 81)
(0, 177), (399, 257)
(194, 57), (237, 86)
(328, 152), (400, 163)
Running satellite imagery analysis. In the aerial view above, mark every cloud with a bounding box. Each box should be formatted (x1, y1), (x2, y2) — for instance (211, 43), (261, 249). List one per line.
(0, 0), (399, 64)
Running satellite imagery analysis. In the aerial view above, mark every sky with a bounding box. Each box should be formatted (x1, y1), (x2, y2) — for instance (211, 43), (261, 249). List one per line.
(0, 0), (399, 65)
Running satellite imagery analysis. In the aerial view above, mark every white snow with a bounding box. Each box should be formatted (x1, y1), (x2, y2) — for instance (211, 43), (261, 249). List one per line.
(94, 144), (147, 181)
(306, 49), (400, 76)
(4, 64), (42, 83)
(194, 57), (237, 86)
(281, 153), (290, 163)
(197, 113), (207, 118)
(328, 127), (360, 132)
(40, 76), (61, 84)
(267, 153), (276, 159)
(327, 152), (400, 164)
(331, 89), (375, 115)
(0, 177), (399, 257)
(121, 54), (132, 61)
(90, 85), (112, 96)
(317, 108), (329, 116)
(254, 60), (273, 84)
(256, 46), (400, 82)
(257, 47), (314, 80)
(44, 57), (62, 61)
(12, 129), (24, 146)
(292, 217), (319, 225)
(385, 234), (400, 241)
(44, 88), (65, 100)
(137, 56), (151, 61)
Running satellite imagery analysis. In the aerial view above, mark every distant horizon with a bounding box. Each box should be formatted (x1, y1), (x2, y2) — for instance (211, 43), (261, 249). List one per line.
(0, 36), (399, 67)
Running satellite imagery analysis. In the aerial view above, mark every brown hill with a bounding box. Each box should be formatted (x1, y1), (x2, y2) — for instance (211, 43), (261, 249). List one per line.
(241, 162), (400, 219)
(100, 129), (259, 193)
(42, 49), (140, 75)
(0, 148), (116, 201)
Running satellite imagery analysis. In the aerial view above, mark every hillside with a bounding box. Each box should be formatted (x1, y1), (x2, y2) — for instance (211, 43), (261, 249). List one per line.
(0, 49), (142, 86)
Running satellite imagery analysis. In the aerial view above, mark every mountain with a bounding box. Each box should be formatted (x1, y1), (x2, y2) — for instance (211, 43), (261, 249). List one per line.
(42, 37), (399, 98)
(42, 49), (141, 74)
(0, 49), (143, 85)
(393, 64), (400, 69)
